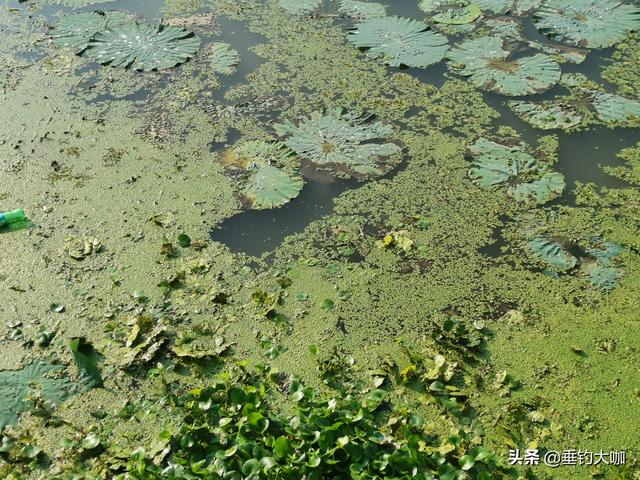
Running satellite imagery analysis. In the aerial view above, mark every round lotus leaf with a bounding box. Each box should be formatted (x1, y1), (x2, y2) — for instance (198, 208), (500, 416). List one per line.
(208, 42), (240, 75)
(418, 0), (461, 13)
(534, 0), (640, 49)
(592, 92), (640, 123)
(348, 16), (449, 68)
(527, 236), (577, 271)
(52, 11), (131, 53)
(447, 36), (561, 96)
(338, 0), (387, 19)
(432, 5), (482, 25)
(275, 109), (400, 176)
(278, 0), (322, 15)
(223, 141), (296, 170)
(86, 22), (201, 71)
(244, 165), (304, 209)
(474, 0), (541, 15)
(509, 100), (583, 130)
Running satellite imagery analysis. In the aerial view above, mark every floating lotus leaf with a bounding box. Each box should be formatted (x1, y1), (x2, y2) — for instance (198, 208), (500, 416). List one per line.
(86, 22), (201, 71)
(432, 5), (482, 25)
(23, 0), (115, 7)
(509, 100), (583, 129)
(418, 0), (461, 13)
(223, 140), (296, 170)
(534, 0), (640, 49)
(447, 36), (561, 95)
(208, 42), (240, 75)
(275, 109), (400, 176)
(348, 16), (449, 68)
(592, 92), (640, 123)
(0, 360), (75, 431)
(278, 0), (322, 15)
(338, 0), (387, 19)
(585, 264), (622, 292)
(469, 138), (565, 204)
(473, 0), (541, 15)
(52, 11), (131, 53)
(509, 172), (565, 203)
(244, 165), (304, 209)
(527, 235), (577, 271)
(587, 240), (625, 263)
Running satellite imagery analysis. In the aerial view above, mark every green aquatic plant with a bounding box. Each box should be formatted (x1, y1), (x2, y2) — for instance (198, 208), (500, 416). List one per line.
(51, 11), (131, 53)
(338, 0), (386, 19)
(468, 138), (565, 204)
(582, 240), (625, 292)
(508, 100), (583, 130)
(592, 92), (640, 123)
(0, 360), (75, 431)
(207, 42), (240, 75)
(527, 235), (578, 271)
(275, 109), (400, 176)
(418, 0), (462, 12)
(447, 36), (561, 96)
(244, 165), (304, 209)
(348, 16), (449, 68)
(432, 5), (482, 25)
(21, 0), (115, 7)
(474, 0), (542, 15)
(278, 0), (322, 15)
(69, 338), (103, 388)
(534, 0), (640, 49)
(86, 22), (201, 71)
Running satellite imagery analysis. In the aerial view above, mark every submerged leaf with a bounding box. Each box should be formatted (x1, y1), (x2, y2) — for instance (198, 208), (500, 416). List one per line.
(275, 109), (400, 176)
(278, 0), (322, 15)
(338, 0), (386, 18)
(244, 165), (304, 210)
(70, 338), (103, 388)
(348, 16), (449, 68)
(208, 42), (240, 75)
(447, 36), (561, 95)
(508, 172), (565, 203)
(527, 235), (578, 271)
(534, 0), (640, 49)
(52, 11), (131, 53)
(509, 100), (583, 130)
(86, 22), (201, 71)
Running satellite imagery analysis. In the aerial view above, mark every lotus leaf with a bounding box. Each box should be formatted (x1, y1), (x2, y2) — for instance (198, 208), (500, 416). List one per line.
(527, 235), (577, 271)
(509, 172), (565, 203)
(534, 0), (640, 49)
(223, 140), (296, 170)
(585, 264), (622, 292)
(447, 36), (561, 96)
(24, 0), (115, 7)
(244, 165), (304, 209)
(348, 16), (449, 68)
(208, 42), (240, 75)
(275, 109), (400, 176)
(469, 138), (565, 204)
(418, 0), (462, 13)
(278, 0), (322, 15)
(432, 5), (482, 25)
(592, 92), (640, 123)
(473, 0), (541, 15)
(70, 338), (103, 388)
(509, 100), (583, 130)
(52, 11), (131, 53)
(338, 0), (386, 19)
(86, 22), (201, 71)
(0, 360), (74, 431)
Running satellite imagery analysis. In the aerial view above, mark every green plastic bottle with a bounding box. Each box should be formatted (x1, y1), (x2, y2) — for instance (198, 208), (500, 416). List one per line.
(0, 209), (26, 226)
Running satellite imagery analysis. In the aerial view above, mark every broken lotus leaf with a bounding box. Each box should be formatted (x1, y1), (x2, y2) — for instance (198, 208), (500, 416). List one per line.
(432, 5), (482, 25)
(448, 36), (561, 96)
(0, 360), (75, 431)
(244, 165), (304, 210)
(534, 0), (640, 49)
(582, 239), (625, 291)
(509, 100), (583, 130)
(64, 235), (101, 260)
(338, 0), (387, 19)
(52, 11), (131, 53)
(469, 138), (565, 204)
(275, 109), (400, 176)
(278, 0), (322, 15)
(69, 338), (103, 388)
(348, 16), (449, 68)
(473, 0), (542, 15)
(527, 235), (578, 271)
(592, 92), (640, 123)
(208, 42), (240, 75)
(86, 22), (201, 71)
(223, 140), (296, 170)
(418, 0), (461, 13)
